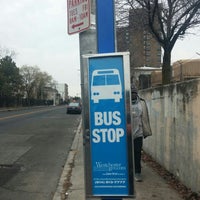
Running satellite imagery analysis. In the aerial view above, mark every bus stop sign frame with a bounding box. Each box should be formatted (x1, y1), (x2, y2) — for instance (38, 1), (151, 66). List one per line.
(82, 52), (135, 199)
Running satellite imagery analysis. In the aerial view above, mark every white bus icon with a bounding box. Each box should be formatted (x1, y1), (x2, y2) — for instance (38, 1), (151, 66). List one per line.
(91, 69), (122, 103)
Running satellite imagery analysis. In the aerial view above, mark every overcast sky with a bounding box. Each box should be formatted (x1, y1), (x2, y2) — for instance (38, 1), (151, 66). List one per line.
(0, 0), (200, 97)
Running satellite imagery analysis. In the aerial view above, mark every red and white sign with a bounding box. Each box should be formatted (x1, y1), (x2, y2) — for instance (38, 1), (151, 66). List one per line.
(67, 0), (90, 35)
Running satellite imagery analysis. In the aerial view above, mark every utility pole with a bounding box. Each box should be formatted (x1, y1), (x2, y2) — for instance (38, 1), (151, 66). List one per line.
(79, 1), (97, 199)
(80, 1), (134, 200)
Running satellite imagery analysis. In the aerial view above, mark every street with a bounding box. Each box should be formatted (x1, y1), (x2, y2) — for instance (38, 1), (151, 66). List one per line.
(0, 106), (82, 200)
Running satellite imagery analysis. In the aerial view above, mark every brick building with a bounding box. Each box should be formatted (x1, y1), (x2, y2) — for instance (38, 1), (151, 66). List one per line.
(117, 8), (162, 88)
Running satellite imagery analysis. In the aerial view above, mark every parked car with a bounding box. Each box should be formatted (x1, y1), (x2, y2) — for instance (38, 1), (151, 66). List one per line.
(66, 102), (82, 114)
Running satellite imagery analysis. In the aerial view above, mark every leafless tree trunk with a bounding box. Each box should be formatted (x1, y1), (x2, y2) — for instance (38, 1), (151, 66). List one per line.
(115, 0), (200, 84)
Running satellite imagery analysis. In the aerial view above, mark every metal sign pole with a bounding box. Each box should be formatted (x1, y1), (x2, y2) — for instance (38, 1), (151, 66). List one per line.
(81, 0), (134, 199)
(96, 1), (121, 200)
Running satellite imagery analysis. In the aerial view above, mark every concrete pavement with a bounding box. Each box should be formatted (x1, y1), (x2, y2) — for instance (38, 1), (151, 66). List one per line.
(53, 122), (183, 200)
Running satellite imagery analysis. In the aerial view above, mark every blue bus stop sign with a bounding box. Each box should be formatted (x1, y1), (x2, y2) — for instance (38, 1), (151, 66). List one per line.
(88, 54), (131, 196)
(96, 0), (115, 53)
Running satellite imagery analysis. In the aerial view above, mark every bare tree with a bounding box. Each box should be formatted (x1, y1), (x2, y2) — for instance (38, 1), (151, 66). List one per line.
(34, 71), (53, 100)
(20, 65), (55, 102)
(115, 0), (200, 84)
(20, 65), (40, 101)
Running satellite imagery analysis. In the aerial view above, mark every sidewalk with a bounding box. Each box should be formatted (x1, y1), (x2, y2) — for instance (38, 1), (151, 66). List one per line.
(53, 123), (183, 200)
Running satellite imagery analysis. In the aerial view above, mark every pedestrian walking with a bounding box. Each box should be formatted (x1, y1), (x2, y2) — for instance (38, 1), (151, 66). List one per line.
(131, 84), (152, 182)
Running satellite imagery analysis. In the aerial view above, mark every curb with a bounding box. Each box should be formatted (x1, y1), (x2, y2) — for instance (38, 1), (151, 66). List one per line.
(53, 119), (82, 200)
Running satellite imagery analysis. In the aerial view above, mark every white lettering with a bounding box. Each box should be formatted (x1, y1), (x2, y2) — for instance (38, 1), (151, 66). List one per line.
(112, 111), (121, 125)
(94, 112), (103, 126)
(92, 128), (124, 143)
(116, 128), (124, 142)
(94, 111), (121, 126)
(107, 128), (116, 142)
(92, 129), (101, 143)
(103, 112), (113, 126)
(101, 129), (107, 142)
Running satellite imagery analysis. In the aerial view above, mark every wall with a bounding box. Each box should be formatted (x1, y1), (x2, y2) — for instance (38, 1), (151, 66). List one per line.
(140, 78), (200, 194)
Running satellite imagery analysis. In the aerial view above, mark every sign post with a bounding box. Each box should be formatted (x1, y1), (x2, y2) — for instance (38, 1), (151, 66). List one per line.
(80, 0), (135, 199)
(67, 0), (90, 35)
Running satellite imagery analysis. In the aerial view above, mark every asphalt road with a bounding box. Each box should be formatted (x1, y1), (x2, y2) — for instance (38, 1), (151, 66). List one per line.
(0, 106), (82, 200)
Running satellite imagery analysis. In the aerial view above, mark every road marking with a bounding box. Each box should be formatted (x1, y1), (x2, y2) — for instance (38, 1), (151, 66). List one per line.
(0, 107), (63, 121)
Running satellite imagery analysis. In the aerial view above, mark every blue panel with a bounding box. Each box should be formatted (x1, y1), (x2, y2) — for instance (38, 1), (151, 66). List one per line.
(96, 0), (115, 53)
(88, 56), (129, 196)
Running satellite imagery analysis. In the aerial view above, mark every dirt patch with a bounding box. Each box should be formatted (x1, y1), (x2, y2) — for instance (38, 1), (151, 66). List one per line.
(61, 152), (76, 200)
(142, 151), (200, 200)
